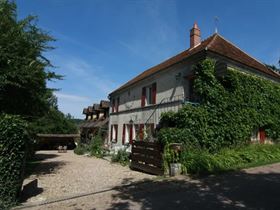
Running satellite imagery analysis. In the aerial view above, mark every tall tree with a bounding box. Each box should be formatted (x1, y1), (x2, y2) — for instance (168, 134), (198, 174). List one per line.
(0, 0), (78, 134)
(0, 0), (61, 119)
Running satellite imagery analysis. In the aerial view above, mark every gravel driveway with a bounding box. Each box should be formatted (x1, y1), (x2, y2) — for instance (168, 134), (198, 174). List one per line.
(18, 151), (280, 210)
(20, 150), (155, 205)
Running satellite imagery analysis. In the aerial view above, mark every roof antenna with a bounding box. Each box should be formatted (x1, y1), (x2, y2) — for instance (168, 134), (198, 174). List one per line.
(214, 16), (219, 34)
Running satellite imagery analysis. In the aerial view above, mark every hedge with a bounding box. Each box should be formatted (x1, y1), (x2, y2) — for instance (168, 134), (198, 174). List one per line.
(180, 144), (280, 175)
(0, 114), (29, 209)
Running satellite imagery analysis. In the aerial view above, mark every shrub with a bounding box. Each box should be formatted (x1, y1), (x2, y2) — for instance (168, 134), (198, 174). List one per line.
(74, 144), (87, 155)
(111, 149), (130, 166)
(89, 134), (105, 158)
(0, 114), (29, 209)
(181, 144), (280, 175)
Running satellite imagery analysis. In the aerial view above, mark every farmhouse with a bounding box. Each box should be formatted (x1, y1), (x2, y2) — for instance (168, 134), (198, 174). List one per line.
(108, 23), (280, 149)
(80, 100), (110, 143)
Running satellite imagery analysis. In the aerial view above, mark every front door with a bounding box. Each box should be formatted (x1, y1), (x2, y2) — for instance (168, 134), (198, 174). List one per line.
(259, 128), (266, 144)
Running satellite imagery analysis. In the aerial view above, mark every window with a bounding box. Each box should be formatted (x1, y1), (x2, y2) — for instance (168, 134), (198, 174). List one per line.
(122, 124), (134, 145)
(112, 97), (120, 113)
(112, 99), (115, 113)
(111, 124), (118, 142)
(116, 97), (120, 112)
(146, 86), (153, 105)
(141, 83), (156, 107)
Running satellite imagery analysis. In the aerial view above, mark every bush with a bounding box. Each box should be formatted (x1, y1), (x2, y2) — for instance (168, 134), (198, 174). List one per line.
(0, 114), (29, 209)
(89, 135), (105, 158)
(73, 134), (106, 158)
(181, 144), (280, 175)
(111, 149), (130, 166)
(74, 144), (87, 155)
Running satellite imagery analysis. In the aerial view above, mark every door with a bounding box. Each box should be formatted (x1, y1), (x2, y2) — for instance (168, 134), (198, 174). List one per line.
(259, 128), (266, 144)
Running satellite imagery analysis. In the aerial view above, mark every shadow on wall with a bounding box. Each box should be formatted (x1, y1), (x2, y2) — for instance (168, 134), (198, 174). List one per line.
(107, 171), (280, 210)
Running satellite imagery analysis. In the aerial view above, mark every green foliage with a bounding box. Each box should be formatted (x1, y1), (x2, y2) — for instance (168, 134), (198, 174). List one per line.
(0, 0), (61, 119)
(159, 59), (280, 152)
(74, 143), (87, 155)
(0, 1), (77, 158)
(89, 134), (105, 158)
(0, 114), (29, 209)
(30, 108), (78, 135)
(74, 134), (105, 158)
(111, 149), (130, 166)
(181, 144), (280, 175)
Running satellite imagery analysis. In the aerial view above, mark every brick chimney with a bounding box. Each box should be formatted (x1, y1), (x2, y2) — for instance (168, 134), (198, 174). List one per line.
(190, 22), (201, 48)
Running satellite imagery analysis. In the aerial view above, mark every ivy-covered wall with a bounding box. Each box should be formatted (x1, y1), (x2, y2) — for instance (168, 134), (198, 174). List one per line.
(158, 59), (280, 152)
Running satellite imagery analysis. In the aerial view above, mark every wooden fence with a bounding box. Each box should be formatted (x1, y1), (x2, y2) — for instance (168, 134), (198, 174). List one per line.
(130, 140), (164, 175)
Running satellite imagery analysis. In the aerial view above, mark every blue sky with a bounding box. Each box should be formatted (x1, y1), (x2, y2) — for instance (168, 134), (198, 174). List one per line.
(16, 0), (280, 119)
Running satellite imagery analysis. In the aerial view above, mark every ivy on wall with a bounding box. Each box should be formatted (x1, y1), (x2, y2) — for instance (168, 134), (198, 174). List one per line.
(158, 59), (280, 152)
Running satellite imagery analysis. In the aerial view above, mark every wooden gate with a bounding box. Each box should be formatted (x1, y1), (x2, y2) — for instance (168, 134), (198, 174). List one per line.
(130, 141), (164, 175)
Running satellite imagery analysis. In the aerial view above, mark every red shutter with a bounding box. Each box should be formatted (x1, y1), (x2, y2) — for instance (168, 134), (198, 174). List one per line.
(129, 125), (133, 144)
(115, 125), (118, 142)
(152, 83), (157, 104)
(122, 124), (126, 145)
(116, 97), (119, 112)
(141, 87), (146, 107)
(112, 99), (115, 113)
(259, 128), (266, 144)
(139, 124), (144, 140)
(110, 125), (113, 141)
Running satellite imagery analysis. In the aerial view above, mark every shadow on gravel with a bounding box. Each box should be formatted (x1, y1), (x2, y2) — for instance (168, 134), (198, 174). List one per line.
(108, 171), (280, 210)
(20, 179), (43, 202)
(21, 152), (66, 202)
(34, 153), (59, 161)
(30, 161), (66, 176)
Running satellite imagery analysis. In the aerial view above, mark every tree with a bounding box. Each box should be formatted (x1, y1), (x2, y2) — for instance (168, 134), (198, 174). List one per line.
(265, 58), (280, 72)
(0, 0), (61, 119)
(0, 0), (78, 135)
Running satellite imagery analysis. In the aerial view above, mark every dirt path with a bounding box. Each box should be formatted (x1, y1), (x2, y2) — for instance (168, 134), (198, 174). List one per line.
(18, 156), (280, 210)
(20, 150), (155, 204)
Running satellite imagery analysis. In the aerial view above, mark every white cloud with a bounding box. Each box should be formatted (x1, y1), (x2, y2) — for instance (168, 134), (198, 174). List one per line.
(54, 92), (91, 102)
(48, 55), (119, 118)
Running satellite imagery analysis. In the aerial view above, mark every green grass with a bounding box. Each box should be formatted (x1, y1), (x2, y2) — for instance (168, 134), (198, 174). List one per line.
(180, 144), (280, 175)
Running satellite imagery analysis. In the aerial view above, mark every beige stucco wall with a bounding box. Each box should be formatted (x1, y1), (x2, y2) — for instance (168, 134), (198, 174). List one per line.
(108, 61), (193, 146)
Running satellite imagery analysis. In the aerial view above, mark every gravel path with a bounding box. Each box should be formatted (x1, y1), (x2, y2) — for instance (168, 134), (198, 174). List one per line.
(18, 159), (280, 210)
(20, 150), (155, 204)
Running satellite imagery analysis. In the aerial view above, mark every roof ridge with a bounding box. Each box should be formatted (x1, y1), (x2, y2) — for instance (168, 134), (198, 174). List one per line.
(206, 33), (219, 49)
(213, 34), (272, 72)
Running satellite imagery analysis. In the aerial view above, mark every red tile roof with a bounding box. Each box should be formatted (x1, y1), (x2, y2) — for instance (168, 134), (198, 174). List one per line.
(110, 34), (280, 95)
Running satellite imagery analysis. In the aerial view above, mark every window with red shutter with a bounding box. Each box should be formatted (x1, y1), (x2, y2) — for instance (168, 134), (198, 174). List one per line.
(129, 125), (133, 144)
(141, 87), (146, 107)
(152, 83), (157, 104)
(110, 125), (113, 141)
(116, 97), (120, 112)
(115, 125), (118, 142)
(122, 124), (126, 145)
(112, 99), (115, 113)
